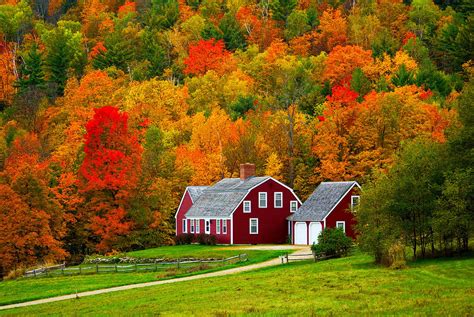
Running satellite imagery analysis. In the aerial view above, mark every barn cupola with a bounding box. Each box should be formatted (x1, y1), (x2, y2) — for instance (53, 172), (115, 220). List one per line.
(240, 163), (256, 180)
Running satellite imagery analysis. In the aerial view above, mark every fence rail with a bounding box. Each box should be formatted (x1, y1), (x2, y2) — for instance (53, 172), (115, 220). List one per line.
(24, 254), (248, 278)
(280, 252), (336, 264)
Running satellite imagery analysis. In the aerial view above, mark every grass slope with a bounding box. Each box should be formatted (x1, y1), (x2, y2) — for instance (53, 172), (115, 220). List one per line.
(0, 246), (288, 306)
(2, 251), (473, 316)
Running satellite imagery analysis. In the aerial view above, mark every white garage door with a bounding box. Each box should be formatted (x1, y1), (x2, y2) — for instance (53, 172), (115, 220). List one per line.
(309, 222), (322, 245)
(294, 222), (307, 245)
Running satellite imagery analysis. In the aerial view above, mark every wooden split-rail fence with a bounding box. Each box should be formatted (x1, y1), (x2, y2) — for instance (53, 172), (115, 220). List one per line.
(24, 254), (248, 278)
(280, 252), (334, 264)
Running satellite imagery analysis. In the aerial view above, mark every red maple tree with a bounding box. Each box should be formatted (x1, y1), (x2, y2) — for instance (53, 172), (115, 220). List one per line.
(79, 106), (142, 252)
(183, 39), (231, 76)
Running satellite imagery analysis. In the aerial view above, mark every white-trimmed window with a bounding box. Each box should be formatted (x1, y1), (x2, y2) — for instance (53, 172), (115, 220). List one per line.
(249, 218), (258, 234)
(190, 219), (195, 233)
(222, 220), (227, 234)
(205, 220), (210, 234)
(274, 192), (283, 208)
(290, 200), (298, 213)
(351, 195), (360, 210)
(259, 192), (267, 208)
(195, 220), (200, 233)
(182, 219), (187, 233)
(243, 201), (251, 213)
(336, 221), (346, 233)
(216, 219), (221, 234)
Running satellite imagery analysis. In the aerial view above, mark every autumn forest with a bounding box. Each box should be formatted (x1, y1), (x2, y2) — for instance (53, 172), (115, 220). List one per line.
(0, 0), (473, 276)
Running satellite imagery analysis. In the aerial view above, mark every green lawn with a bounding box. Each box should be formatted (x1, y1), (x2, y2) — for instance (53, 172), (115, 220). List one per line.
(0, 245), (289, 306)
(124, 244), (271, 259)
(2, 251), (473, 316)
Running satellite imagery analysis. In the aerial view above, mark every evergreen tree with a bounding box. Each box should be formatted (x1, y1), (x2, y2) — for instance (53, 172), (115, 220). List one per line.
(16, 44), (46, 93)
(392, 64), (415, 87)
(350, 68), (371, 100)
(270, 0), (297, 23)
(219, 13), (246, 50)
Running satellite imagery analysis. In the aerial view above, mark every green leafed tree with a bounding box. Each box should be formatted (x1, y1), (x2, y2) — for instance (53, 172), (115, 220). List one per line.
(284, 10), (310, 40)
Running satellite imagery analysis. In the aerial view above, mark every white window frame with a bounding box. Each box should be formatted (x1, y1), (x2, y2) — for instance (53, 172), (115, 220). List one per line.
(195, 219), (200, 233)
(249, 218), (258, 234)
(205, 219), (210, 234)
(190, 219), (195, 233)
(243, 200), (251, 213)
(216, 219), (221, 234)
(336, 221), (346, 233)
(290, 200), (298, 213)
(258, 192), (267, 208)
(222, 220), (227, 234)
(351, 195), (360, 210)
(182, 219), (187, 233)
(274, 192), (283, 208)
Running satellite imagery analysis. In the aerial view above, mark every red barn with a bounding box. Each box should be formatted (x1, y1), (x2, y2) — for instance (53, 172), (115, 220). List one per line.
(288, 181), (361, 245)
(175, 163), (301, 244)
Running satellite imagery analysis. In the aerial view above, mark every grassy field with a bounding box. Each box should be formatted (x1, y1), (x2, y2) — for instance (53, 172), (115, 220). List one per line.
(1, 251), (473, 316)
(0, 245), (289, 306)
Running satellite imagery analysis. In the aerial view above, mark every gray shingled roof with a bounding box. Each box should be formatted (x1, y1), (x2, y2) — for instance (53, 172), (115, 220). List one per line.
(187, 186), (209, 202)
(288, 181), (359, 222)
(185, 177), (271, 218)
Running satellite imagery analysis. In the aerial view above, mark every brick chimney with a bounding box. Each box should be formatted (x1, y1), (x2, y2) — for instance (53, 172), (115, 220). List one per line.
(240, 163), (256, 180)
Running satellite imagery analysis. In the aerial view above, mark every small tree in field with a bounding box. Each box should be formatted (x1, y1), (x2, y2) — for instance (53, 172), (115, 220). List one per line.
(311, 228), (353, 258)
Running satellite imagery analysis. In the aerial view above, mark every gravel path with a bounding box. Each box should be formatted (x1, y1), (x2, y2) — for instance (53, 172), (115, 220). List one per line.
(0, 247), (311, 311)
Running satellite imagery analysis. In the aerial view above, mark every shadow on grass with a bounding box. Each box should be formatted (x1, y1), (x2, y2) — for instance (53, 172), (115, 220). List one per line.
(407, 251), (474, 268)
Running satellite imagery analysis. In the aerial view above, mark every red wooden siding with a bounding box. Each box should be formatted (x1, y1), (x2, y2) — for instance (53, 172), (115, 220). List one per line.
(324, 186), (359, 239)
(175, 190), (193, 236)
(232, 179), (300, 244)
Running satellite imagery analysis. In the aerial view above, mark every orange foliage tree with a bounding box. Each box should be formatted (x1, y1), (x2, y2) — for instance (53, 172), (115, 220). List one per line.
(323, 45), (373, 85)
(0, 42), (16, 105)
(0, 133), (67, 276)
(236, 6), (282, 50)
(313, 85), (454, 182)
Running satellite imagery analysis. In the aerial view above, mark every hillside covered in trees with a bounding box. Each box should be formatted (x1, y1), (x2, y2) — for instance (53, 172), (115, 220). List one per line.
(0, 0), (472, 276)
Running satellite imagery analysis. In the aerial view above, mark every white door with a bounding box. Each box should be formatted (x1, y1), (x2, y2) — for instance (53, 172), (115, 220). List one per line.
(309, 222), (322, 245)
(294, 222), (307, 245)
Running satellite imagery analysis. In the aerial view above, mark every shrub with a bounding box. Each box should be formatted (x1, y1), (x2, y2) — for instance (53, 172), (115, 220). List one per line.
(385, 241), (407, 269)
(196, 233), (217, 245)
(311, 228), (353, 258)
(3, 266), (26, 280)
(175, 233), (195, 245)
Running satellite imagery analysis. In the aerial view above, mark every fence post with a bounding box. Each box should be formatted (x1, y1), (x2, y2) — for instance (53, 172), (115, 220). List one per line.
(79, 266), (82, 275)
(177, 259), (180, 269)
(96, 264), (99, 274)
(62, 266), (64, 275)
(135, 263), (138, 272)
(238, 254), (241, 262)
(154, 260), (157, 272)
(33, 270), (36, 278)
(285, 253), (289, 264)
(115, 264), (118, 272)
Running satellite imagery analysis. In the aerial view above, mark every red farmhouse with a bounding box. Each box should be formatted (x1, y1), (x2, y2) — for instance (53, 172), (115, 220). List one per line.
(175, 163), (301, 244)
(288, 181), (361, 245)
